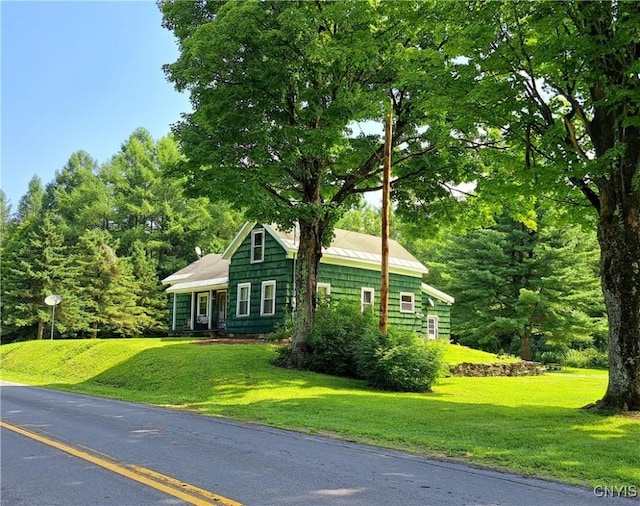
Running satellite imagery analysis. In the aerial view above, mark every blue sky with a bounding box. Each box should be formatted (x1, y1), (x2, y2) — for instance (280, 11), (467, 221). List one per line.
(1, 0), (191, 211)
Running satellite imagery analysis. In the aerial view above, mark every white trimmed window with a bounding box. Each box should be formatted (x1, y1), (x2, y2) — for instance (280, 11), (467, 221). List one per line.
(251, 229), (265, 263)
(237, 283), (251, 317)
(317, 283), (331, 305)
(261, 280), (276, 316)
(361, 287), (375, 313)
(427, 315), (439, 339)
(197, 293), (209, 324)
(399, 292), (415, 313)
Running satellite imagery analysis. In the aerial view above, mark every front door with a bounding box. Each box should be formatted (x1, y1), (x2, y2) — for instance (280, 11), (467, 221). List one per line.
(217, 291), (227, 330)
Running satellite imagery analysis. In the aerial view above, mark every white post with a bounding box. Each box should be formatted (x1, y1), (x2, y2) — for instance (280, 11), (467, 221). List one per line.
(50, 304), (56, 340)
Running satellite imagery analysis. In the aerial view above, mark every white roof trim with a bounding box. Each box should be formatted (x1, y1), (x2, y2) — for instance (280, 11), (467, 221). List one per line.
(421, 283), (455, 304)
(222, 221), (257, 259)
(166, 277), (229, 293)
(263, 224), (292, 253)
(321, 255), (425, 277)
(161, 272), (192, 284)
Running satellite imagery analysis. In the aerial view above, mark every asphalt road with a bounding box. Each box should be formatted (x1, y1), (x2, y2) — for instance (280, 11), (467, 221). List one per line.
(1, 381), (637, 506)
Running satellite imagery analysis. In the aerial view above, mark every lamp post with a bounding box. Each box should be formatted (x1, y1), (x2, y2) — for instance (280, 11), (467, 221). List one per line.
(44, 295), (62, 340)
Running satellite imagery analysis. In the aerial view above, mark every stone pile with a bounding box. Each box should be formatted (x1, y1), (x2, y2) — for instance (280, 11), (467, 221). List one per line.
(449, 361), (545, 377)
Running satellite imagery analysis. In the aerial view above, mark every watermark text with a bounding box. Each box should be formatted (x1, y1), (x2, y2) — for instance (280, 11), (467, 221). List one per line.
(593, 485), (638, 498)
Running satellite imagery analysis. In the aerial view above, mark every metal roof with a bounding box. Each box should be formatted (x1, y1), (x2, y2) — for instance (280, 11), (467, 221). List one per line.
(161, 254), (229, 293)
(165, 223), (436, 293)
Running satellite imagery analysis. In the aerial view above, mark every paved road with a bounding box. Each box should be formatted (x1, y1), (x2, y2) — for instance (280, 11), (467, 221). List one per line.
(1, 382), (637, 506)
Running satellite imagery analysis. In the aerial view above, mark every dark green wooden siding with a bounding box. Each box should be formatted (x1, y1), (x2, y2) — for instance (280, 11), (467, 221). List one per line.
(170, 223), (453, 338)
(226, 226), (293, 335)
(421, 294), (452, 340)
(169, 293), (192, 331)
(317, 263), (424, 332)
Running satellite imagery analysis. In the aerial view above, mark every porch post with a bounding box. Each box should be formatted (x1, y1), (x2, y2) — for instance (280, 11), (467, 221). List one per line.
(172, 293), (177, 331)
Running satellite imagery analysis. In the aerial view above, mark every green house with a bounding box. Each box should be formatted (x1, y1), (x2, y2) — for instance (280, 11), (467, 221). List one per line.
(162, 222), (453, 339)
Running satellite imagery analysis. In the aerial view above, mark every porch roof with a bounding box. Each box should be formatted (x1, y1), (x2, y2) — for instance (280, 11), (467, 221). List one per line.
(161, 253), (229, 293)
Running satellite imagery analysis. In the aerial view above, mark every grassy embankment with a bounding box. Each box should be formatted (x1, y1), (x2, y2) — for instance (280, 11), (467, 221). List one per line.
(1, 338), (638, 490)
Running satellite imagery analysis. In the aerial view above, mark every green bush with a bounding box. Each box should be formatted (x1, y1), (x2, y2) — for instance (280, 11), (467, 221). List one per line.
(356, 328), (445, 392)
(273, 303), (445, 391)
(539, 350), (567, 364)
(562, 348), (608, 369)
(303, 303), (377, 377)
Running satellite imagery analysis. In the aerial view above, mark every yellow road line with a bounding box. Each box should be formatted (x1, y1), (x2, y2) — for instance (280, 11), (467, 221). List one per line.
(0, 420), (243, 506)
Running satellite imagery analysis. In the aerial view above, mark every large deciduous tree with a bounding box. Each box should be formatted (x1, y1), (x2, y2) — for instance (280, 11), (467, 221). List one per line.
(161, 0), (478, 365)
(454, 1), (639, 410)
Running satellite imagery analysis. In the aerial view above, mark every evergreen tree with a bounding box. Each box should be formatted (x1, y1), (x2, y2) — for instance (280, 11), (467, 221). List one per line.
(1, 213), (80, 340)
(15, 176), (45, 225)
(3, 131), (245, 339)
(443, 212), (605, 360)
(73, 230), (141, 338)
(0, 190), (12, 233)
(102, 128), (244, 278)
(44, 150), (112, 241)
(129, 240), (167, 335)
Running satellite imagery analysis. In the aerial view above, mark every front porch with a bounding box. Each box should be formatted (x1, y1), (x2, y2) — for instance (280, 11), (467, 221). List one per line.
(168, 289), (228, 336)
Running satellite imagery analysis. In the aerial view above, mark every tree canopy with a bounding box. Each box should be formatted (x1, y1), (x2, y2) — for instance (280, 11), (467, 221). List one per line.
(161, 0), (482, 365)
(449, 1), (640, 411)
(1, 129), (244, 342)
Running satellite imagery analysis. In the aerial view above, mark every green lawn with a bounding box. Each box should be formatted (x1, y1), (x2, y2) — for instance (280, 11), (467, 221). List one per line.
(1, 338), (638, 489)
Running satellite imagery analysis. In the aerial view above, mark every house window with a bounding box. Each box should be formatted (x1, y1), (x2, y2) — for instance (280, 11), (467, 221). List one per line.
(317, 283), (331, 305)
(251, 229), (265, 263)
(237, 283), (251, 317)
(261, 280), (276, 316)
(197, 293), (209, 324)
(361, 287), (375, 313)
(427, 315), (438, 339)
(400, 292), (415, 313)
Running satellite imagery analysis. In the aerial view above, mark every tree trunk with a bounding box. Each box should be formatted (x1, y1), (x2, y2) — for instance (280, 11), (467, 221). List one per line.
(91, 321), (99, 339)
(597, 190), (640, 411)
(289, 219), (326, 368)
(520, 333), (532, 361)
(37, 319), (44, 340)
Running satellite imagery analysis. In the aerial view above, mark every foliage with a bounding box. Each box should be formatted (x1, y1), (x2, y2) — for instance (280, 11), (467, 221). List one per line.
(1, 211), (82, 340)
(334, 202), (386, 238)
(1, 129), (244, 341)
(415, 210), (606, 360)
(447, 1), (640, 410)
(356, 327), (445, 392)
(303, 303), (378, 378)
(563, 348), (609, 370)
(300, 302), (445, 392)
(160, 0), (482, 364)
(73, 230), (141, 338)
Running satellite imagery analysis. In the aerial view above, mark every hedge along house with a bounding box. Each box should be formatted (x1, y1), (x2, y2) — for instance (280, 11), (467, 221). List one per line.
(162, 222), (453, 339)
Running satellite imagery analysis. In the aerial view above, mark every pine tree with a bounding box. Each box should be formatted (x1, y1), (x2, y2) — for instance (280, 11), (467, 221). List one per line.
(2, 213), (80, 339)
(73, 230), (141, 338)
(44, 150), (112, 241)
(444, 211), (605, 359)
(129, 240), (167, 335)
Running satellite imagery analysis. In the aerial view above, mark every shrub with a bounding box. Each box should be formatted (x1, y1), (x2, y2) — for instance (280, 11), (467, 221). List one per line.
(267, 311), (293, 342)
(563, 348), (608, 369)
(303, 303), (377, 377)
(356, 328), (445, 392)
(539, 350), (567, 365)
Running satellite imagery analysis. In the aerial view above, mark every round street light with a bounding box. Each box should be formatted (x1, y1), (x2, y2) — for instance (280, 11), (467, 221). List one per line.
(44, 294), (62, 340)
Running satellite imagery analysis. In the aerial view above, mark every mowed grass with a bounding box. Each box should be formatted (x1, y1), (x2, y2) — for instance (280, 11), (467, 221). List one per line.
(1, 339), (638, 489)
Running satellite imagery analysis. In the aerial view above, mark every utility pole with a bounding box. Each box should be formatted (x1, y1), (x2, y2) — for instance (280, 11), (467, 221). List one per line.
(380, 98), (393, 333)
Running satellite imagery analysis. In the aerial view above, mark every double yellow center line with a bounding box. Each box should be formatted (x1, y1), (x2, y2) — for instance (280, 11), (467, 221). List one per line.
(0, 421), (243, 506)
